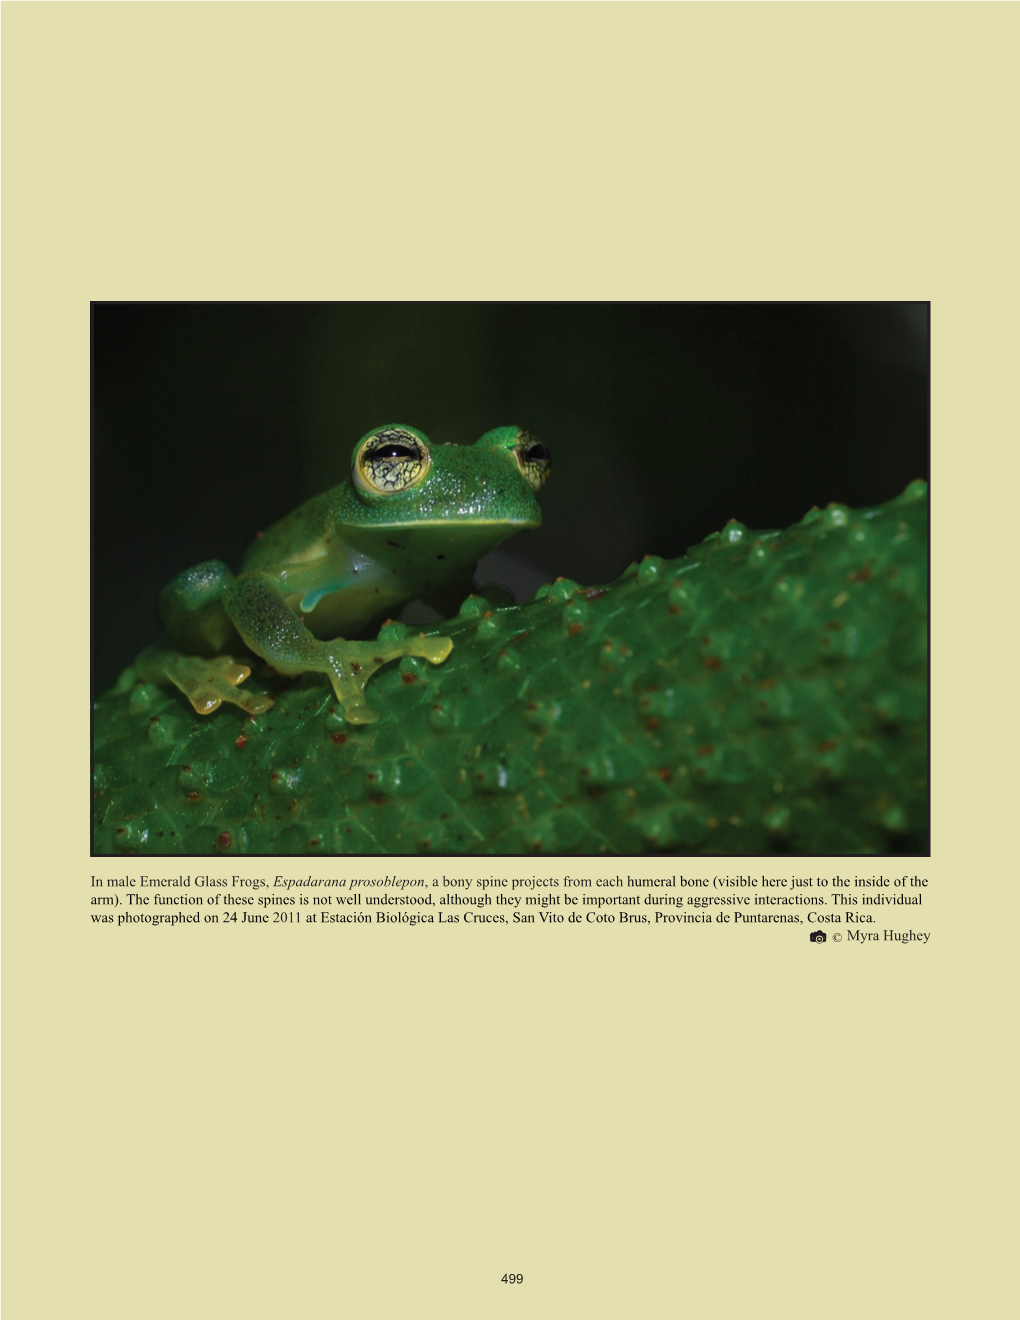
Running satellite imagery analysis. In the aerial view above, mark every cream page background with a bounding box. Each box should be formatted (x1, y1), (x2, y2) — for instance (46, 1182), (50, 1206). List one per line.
(3, 6), (1014, 1318)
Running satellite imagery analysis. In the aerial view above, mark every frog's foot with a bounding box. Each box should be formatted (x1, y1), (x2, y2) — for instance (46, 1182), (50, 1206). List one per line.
(136, 647), (272, 716)
(324, 635), (453, 725)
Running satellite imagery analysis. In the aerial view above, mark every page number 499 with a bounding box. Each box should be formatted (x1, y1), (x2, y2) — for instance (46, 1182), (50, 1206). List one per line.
(501, 1274), (523, 1284)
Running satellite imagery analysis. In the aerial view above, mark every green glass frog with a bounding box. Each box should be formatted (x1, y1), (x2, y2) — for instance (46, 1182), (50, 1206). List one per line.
(137, 424), (551, 725)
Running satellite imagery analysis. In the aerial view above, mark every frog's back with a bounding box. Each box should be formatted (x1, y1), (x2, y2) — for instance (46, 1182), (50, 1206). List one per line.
(239, 488), (339, 574)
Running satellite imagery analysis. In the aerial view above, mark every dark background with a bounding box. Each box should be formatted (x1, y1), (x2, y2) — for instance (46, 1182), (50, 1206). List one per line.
(92, 302), (928, 698)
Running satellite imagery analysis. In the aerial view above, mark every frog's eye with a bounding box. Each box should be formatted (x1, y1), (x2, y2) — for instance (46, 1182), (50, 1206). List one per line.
(354, 428), (431, 495)
(513, 431), (552, 491)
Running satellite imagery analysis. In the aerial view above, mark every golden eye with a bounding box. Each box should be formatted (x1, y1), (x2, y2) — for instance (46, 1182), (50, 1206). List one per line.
(354, 428), (431, 494)
(514, 431), (551, 491)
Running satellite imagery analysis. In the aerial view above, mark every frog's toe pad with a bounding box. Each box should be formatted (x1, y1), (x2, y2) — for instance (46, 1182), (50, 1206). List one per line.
(342, 704), (380, 726)
(413, 636), (454, 665)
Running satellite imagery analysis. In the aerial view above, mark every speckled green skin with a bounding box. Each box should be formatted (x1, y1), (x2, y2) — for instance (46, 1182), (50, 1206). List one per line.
(137, 425), (547, 724)
(94, 482), (927, 856)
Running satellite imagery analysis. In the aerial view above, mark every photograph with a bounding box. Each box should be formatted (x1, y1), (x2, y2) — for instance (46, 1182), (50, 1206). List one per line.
(93, 302), (929, 857)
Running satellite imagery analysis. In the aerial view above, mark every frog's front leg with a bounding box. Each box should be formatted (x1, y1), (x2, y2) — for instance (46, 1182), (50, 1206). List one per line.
(223, 575), (453, 725)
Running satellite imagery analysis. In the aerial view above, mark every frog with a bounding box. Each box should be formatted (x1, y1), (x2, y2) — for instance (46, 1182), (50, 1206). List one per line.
(136, 424), (551, 725)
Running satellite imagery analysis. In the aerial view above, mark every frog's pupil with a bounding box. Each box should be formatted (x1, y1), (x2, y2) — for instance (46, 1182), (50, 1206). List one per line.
(374, 444), (416, 460)
(526, 444), (550, 463)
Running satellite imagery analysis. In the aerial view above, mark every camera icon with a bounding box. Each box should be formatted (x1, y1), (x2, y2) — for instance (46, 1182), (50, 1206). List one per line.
(809, 930), (827, 943)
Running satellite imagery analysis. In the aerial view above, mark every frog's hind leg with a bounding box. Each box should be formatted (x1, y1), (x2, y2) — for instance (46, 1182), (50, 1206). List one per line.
(139, 559), (271, 714)
(136, 648), (272, 716)
(157, 559), (239, 653)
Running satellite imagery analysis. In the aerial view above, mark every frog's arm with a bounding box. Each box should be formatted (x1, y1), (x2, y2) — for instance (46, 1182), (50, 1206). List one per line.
(222, 574), (452, 726)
